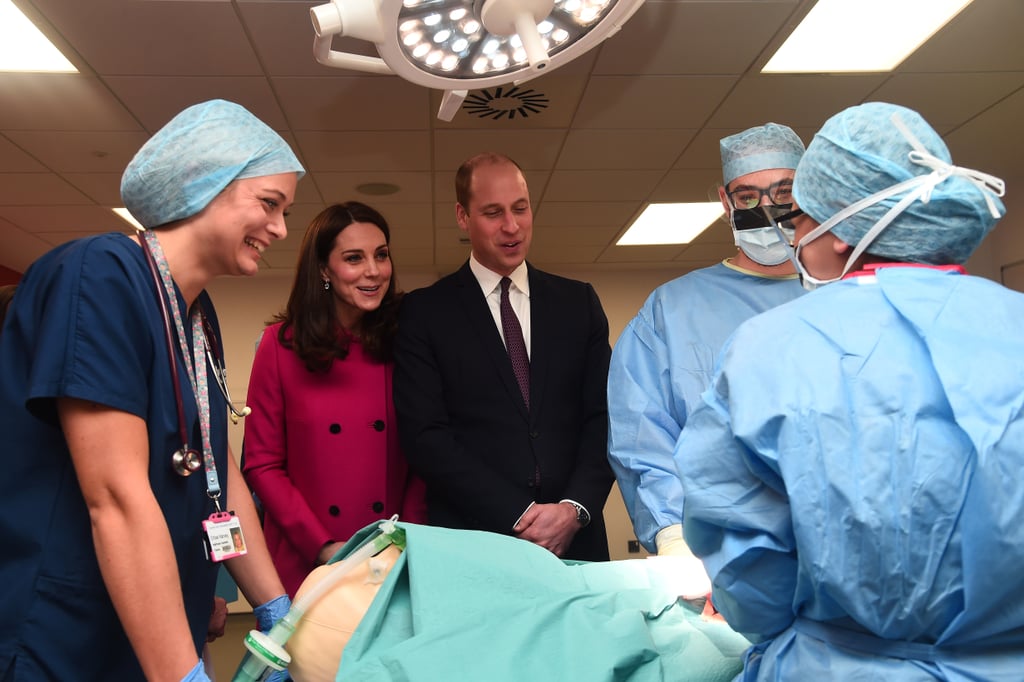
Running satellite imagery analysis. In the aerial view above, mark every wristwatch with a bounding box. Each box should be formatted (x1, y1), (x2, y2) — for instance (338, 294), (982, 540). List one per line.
(562, 500), (591, 528)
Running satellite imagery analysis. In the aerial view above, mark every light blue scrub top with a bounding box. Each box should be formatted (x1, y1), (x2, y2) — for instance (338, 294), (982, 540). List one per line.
(608, 261), (803, 550)
(677, 267), (1024, 680)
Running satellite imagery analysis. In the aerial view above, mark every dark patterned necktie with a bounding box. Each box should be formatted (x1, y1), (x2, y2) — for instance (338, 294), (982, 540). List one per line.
(500, 277), (530, 408)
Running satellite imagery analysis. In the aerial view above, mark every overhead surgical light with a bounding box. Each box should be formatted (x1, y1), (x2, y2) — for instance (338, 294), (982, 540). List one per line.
(310, 0), (645, 120)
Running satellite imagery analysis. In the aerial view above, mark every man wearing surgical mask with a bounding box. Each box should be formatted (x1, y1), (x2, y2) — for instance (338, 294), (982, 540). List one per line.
(607, 123), (806, 560)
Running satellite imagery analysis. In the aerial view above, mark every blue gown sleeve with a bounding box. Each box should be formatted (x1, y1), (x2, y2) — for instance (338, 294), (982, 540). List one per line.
(674, 348), (798, 642)
(607, 305), (685, 552)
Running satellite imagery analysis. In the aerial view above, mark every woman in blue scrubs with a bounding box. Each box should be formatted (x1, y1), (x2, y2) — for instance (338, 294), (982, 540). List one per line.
(676, 103), (1024, 679)
(0, 100), (304, 682)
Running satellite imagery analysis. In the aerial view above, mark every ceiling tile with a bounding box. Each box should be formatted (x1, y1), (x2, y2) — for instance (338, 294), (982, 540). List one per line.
(293, 131), (431, 172)
(532, 224), (622, 248)
(0, 204), (126, 232)
(103, 77), (290, 131)
(869, 72), (1024, 128)
(528, 242), (604, 264)
(433, 130), (567, 171)
(944, 86), (1024, 184)
(899, 0), (1024, 72)
(4, 131), (150, 174)
(594, 1), (802, 76)
(575, 75), (737, 129)
(544, 169), (667, 202)
(708, 74), (888, 130)
(651, 168), (723, 203)
(557, 129), (698, 170)
(31, 0), (262, 76)
(63, 173), (129, 206)
(0, 136), (48, 173)
(275, 76), (432, 131)
(535, 201), (641, 228)
(314, 171), (433, 203)
(0, 74), (139, 131)
(0, 174), (92, 206)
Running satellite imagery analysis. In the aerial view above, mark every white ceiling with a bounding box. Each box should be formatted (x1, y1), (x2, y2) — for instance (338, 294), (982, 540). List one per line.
(2, 0), (1022, 279)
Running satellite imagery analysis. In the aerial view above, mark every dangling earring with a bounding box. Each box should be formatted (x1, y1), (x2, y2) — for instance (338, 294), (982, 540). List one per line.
(323, 280), (331, 291)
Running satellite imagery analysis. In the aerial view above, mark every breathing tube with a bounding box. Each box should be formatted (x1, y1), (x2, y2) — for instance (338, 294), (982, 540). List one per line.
(231, 516), (406, 682)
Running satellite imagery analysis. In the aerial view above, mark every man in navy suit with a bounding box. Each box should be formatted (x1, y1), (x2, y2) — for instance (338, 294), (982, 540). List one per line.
(394, 152), (613, 561)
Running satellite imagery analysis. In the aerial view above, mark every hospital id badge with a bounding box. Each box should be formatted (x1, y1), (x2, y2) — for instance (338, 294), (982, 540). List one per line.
(203, 511), (248, 562)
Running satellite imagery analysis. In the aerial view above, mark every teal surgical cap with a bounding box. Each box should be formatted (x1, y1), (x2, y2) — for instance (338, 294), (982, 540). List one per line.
(121, 99), (305, 229)
(720, 123), (805, 185)
(792, 102), (1005, 265)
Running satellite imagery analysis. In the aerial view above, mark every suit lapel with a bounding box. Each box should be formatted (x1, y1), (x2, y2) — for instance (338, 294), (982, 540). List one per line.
(525, 264), (549, 425)
(454, 263), (530, 420)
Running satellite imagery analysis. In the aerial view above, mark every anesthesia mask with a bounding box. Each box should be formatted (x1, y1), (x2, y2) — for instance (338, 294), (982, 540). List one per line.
(730, 204), (797, 266)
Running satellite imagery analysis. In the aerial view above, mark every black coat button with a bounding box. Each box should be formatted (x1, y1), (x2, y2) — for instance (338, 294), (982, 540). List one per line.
(372, 501), (384, 513)
(372, 419), (385, 432)
(328, 505), (340, 516)
(329, 423), (341, 434)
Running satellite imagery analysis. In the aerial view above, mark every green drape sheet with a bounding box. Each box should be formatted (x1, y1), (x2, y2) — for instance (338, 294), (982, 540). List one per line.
(329, 522), (749, 681)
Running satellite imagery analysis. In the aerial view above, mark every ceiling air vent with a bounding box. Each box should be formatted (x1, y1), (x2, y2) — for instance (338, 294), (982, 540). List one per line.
(463, 86), (549, 120)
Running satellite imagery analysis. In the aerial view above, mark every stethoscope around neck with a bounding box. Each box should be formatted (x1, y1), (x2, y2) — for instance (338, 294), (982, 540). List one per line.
(140, 235), (251, 477)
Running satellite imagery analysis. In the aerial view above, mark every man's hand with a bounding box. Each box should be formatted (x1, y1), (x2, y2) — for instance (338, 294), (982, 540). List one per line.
(513, 502), (580, 557)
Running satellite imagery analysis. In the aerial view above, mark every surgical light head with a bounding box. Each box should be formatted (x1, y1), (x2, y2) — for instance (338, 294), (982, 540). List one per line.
(791, 102), (1006, 289)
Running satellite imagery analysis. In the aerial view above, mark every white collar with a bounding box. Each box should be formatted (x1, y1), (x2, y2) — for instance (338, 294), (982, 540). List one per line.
(469, 254), (530, 297)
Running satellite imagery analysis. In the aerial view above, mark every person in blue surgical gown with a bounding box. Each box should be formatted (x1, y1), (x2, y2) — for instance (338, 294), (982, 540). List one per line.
(0, 100), (303, 682)
(608, 123), (806, 557)
(676, 101), (1024, 679)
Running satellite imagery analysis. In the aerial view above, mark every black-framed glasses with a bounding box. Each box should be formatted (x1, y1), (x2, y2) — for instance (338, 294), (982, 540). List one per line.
(726, 180), (794, 210)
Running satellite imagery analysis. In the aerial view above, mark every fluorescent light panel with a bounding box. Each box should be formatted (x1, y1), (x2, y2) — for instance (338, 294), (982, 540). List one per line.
(0, 0), (77, 72)
(762, 0), (974, 73)
(617, 203), (723, 246)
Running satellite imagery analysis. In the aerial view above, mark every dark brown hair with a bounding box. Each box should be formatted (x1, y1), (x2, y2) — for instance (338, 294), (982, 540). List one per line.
(274, 202), (400, 373)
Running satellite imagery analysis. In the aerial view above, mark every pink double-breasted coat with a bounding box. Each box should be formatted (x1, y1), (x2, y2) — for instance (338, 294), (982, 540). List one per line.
(243, 323), (426, 597)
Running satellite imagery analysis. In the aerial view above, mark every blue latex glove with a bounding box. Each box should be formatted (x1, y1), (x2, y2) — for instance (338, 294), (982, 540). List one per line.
(254, 594), (293, 682)
(181, 660), (212, 682)
(254, 594), (291, 634)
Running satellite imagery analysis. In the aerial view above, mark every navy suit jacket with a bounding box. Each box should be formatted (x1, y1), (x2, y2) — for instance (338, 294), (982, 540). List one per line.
(394, 261), (613, 560)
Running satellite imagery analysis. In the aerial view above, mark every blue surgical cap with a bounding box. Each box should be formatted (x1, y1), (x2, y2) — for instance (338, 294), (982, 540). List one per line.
(792, 102), (1004, 265)
(720, 123), (805, 185)
(121, 99), (305, 229)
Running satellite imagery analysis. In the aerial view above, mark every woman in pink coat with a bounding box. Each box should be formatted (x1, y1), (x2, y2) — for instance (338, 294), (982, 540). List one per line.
(243, 202), (426, 597)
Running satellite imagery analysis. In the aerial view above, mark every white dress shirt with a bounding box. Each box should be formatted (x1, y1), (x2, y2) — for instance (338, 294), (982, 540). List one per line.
(469, 254), (531, 358)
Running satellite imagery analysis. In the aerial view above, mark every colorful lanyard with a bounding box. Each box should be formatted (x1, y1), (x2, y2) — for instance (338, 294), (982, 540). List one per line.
(142, 230), (223, 510)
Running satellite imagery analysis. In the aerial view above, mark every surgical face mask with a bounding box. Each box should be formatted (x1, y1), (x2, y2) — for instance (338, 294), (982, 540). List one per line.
(730, 206), (796, 266)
